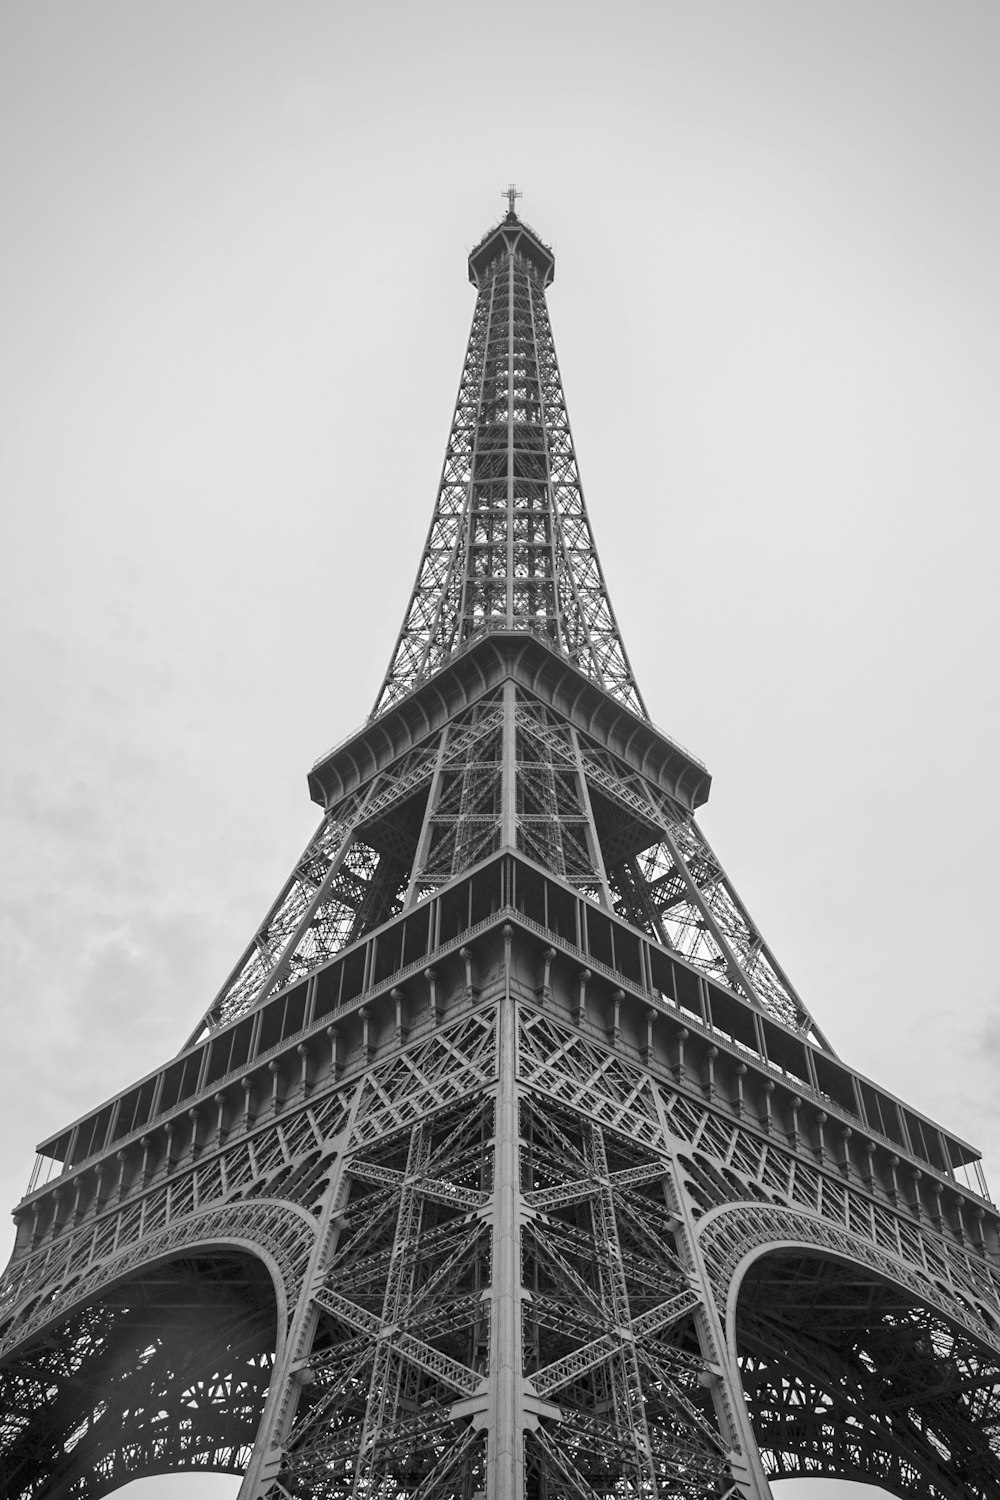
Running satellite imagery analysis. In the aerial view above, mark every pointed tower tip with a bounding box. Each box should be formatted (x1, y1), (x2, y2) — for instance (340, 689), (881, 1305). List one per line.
(469, 187), (554, 288)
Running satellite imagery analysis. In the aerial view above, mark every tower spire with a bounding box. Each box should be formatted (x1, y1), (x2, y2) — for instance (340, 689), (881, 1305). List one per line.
(503, 181), (522, 217)
(373, 203), (645, 720)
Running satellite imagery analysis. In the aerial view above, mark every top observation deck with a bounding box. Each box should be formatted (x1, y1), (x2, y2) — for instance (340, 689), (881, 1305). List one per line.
(468, 207), (555, 289)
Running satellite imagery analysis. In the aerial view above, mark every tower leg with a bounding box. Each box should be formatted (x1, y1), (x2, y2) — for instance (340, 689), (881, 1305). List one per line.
(238, 1094), (363, 1499)
(653, 1100), (774, 1499)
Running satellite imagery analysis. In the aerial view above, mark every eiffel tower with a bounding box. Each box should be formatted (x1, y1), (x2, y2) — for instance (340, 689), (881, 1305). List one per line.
(2, 192), (1000, 1500)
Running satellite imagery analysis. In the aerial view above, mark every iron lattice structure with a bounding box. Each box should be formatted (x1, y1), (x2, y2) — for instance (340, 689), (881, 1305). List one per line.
(2, 204), (999, 1500)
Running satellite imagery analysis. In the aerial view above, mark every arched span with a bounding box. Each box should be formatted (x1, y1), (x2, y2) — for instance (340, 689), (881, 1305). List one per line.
(0, 1244), (279, 1500)
(716, 1223), (1000, 1499)
(0, 1197), (317, 1363)
(0, 1195), (321, 1500)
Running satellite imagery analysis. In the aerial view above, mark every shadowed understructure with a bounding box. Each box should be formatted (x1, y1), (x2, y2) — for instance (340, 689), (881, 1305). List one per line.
(0, 1251), (276, 1496)
(1, 200), (998, 1498)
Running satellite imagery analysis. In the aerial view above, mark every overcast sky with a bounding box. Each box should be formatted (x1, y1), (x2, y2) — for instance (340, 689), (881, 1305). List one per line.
(2, 4), (999, 1497)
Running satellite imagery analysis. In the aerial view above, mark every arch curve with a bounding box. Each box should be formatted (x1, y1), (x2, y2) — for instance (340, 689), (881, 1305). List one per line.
(0, 1197), (316, 1363)
(0, 1245), (277, 1500)
(0, 1200), (318, 1500)
(701, 1206), (1000, 1498)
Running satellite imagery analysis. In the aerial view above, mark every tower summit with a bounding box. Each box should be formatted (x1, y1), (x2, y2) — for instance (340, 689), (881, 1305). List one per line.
(2, 201), (1000, 1500)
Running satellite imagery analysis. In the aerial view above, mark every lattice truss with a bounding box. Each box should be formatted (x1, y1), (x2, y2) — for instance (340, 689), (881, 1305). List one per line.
(4, 998), (1000, 1497)
(194, 684), (824, 1044)
(278, 1097), (736, 1497)
(409, 692), (603, 903)
(573, 734), (822, 1041)
(372, 223), (644, 719)
(195, 741), (442, 1033)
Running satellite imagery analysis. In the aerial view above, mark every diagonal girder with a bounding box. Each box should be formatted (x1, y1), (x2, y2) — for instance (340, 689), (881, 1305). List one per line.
(313, 1285), (480, 1398)
(531, 1289), (702, 1397)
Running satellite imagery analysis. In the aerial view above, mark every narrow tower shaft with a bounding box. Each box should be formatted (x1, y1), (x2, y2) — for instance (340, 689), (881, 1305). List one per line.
(374, 210), (645, 718)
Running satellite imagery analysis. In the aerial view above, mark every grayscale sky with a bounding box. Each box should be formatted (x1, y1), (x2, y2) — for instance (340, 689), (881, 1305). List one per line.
(2, 4), (998, 1498)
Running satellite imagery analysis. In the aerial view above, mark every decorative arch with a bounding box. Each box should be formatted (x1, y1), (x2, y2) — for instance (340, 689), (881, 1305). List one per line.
(699, 1203), (1000, 1498)
(0, 1198), (316, 1362)
(0, 1201), (317, 1499)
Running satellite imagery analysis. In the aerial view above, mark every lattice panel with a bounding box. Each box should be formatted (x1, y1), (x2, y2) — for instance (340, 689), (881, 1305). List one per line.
(646, 786), (816, 1037)
(519, 1096), (736, 1496)
(0, 1088), (351, 1359)
(0, 1251), (279, 1498)
(412, 696), (505, 893)
(662, 1100), (1000, 1319)
(278, 1100), (493, 1498)
(514, 697), (604, 894)
(348, 1009), (498, 1151)
(197, 793), (369, 1032)
(577, 732), (822, 1040)
(194, 738), (446, 1037)
(702, 1201), (1000, 1359)
(517, 1009), (664, 1149)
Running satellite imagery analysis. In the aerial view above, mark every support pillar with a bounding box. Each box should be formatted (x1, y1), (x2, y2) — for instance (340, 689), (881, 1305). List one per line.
(485, 925), (524, 1500)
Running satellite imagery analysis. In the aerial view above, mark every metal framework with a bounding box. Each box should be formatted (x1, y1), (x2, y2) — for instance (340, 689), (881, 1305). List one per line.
(2, 201), (999, 1499)
(372, 208), (644, 720)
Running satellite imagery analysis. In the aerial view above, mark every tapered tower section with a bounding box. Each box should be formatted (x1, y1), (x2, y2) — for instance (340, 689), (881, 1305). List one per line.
(2, 202), (1000, 1500)
(374, 207), (642, 719)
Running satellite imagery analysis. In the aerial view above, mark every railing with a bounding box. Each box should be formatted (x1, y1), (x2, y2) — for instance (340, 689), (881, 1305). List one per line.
(25, 855), (994, 1219)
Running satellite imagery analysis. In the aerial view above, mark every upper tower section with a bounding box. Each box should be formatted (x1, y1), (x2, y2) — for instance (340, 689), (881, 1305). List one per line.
(372, 193), (645, 720)
(468, 201), (555, 289)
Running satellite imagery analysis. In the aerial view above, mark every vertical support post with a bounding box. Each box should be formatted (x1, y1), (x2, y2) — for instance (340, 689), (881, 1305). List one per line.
(575, 969), (590, 1029)
(501, 679), (518, 851)
(486, 924), (524, 1500)
(608, 989), (624, 1048)
(641, 1005), (657, 1064)
(459, 947), (474, 1002)
(391, 988), (408, 1047)
(673, 1025), (689, 1083)
(761, 1080), (775, 1134)
(568, 723), (613, 907)
(539, 947), (555, 1003)
(405, 727), (451, 907)
(424, 967), (439, 1025)
(238, 1077), (367, 1500)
